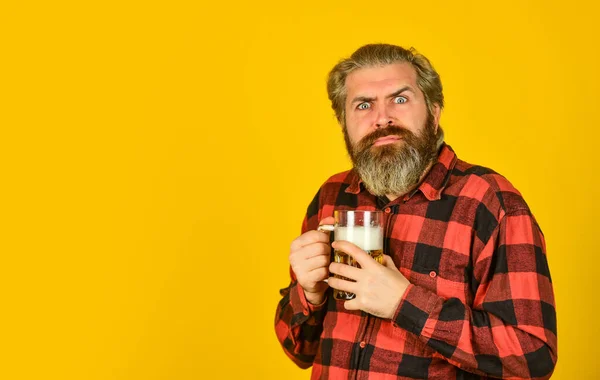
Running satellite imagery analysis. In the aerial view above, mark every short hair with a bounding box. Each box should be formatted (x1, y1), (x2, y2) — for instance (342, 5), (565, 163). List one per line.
(327, 44), (444, 129)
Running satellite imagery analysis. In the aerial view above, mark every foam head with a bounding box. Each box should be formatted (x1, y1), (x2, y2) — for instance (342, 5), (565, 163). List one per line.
(334, 226), (383, 250)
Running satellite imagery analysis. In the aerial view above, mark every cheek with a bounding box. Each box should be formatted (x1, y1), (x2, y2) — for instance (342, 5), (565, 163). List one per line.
(393, 107), (427, 132)
(391, 106), (415, 120)
(346, 113), (374, 142)
(345, 124), (370, 146)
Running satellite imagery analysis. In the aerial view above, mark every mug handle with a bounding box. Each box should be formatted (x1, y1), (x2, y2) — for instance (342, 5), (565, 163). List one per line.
(317, 224), (334, 232)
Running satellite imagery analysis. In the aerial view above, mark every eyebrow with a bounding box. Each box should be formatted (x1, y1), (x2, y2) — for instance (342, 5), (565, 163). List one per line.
(350, 86), (414, 104)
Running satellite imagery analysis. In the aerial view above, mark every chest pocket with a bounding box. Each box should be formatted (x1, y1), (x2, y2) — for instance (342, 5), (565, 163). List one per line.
(392, 240), (469, 302)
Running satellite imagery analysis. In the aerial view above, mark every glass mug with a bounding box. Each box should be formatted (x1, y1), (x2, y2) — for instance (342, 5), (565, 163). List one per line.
(318, 210), (384, 300)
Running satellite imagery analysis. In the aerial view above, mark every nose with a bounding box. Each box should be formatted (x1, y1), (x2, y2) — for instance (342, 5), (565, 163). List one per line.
(375, 119), (394, 128)
(374, 104), (394, 128)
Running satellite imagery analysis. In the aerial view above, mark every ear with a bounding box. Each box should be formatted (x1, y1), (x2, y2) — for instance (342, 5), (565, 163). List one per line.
(432, 104), (441, 133)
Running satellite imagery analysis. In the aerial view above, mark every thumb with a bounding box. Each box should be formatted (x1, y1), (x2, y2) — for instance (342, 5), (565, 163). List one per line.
(344, 298), (360, 311)
(383, 255), (399, 271)
(319, 216), (335, 226)
(317, 216), (335, 233)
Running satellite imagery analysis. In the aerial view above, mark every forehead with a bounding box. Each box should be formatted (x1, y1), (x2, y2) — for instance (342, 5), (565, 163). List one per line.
(345, 62), (419, 97)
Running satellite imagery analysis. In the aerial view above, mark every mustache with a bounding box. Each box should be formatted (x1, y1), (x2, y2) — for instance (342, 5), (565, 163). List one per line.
(357, 125), (415, 148)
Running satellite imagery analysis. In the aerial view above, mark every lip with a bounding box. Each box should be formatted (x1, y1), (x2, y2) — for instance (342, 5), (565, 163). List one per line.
(373, 135), (401, 146)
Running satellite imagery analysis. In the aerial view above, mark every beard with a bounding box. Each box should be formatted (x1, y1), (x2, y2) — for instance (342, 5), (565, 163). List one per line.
(344, 115), (440, 197)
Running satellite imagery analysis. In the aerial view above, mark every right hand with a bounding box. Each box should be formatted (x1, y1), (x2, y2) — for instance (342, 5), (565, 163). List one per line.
(289, 217), (334, 305)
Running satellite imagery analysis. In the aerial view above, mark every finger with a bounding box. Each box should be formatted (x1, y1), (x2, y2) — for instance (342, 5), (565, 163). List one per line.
(344, 298), (361, 311)
(331, 240), (375, 269)
(383, 255), (399, 271)
(291, 242), (330, 262)
(304, 242), (332, 260)
(291, 252), (329, 277)
(329, 262), (362, 281)
(309, 267), (329, 282)
(327, 276), (357, 294)
(291, 230), (331, 251)
(304, 254), (330, 272)
(318, 216), (335, 228)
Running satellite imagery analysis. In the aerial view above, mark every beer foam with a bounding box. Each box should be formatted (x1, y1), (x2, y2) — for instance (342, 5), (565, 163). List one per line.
(334, 226), (383, 250)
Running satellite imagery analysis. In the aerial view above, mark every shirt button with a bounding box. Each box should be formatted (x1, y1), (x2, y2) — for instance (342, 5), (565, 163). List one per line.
(429, 271), (437, 278)
(384, 207), (391, 213)
(359, 341), (366, 348)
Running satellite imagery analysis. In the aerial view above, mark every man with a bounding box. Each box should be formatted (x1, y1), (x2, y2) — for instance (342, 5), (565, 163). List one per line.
(275, 44), (557, 379)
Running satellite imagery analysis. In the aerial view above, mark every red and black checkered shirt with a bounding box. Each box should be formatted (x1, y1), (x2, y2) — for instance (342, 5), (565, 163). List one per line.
(275, 144), (557, 379)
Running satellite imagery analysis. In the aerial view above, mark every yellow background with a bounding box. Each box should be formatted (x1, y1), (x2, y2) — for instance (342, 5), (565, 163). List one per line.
(1, 1), (598, 379)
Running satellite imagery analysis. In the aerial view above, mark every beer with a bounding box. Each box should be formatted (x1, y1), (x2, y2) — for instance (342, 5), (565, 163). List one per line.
(318, 211), (385, 300)
(334, 249), (384, 265)
(333, 226), (383, 300)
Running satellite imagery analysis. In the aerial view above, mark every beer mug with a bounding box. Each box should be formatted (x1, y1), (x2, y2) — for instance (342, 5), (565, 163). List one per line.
(318, 210), (384, 300)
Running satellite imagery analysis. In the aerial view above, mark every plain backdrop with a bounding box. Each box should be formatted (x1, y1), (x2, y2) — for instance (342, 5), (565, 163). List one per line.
(1, 1), (598, 379)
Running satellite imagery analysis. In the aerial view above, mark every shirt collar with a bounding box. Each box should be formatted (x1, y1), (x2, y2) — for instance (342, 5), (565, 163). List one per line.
(345, 143), (458, 201)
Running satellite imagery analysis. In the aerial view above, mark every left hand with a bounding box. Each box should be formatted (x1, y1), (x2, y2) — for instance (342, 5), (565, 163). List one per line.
(328, 240), (411, 319)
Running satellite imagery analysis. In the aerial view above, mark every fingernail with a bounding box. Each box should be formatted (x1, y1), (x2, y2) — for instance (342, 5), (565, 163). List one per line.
(323, 279), (328, 283)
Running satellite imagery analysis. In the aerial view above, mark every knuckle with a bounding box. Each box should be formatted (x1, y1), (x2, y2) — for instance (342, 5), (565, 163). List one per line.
(293, 259), (306, 271)
(289, 242), (300, 254)
(289, 253), (299, 266)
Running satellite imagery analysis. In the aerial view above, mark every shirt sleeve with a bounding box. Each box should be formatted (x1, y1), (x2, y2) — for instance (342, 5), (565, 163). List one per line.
(274, 190), (328, 369)
(392, 208), (557, 379)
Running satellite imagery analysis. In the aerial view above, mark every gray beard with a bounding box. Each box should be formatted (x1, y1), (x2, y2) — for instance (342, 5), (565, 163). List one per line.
(346, 119), (439, 198)
(354, 143), (433, 197)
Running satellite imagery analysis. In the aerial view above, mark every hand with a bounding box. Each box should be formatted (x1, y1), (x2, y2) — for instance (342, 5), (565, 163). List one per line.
(328, 240), (410, 319)
(289, 217), (334, 305)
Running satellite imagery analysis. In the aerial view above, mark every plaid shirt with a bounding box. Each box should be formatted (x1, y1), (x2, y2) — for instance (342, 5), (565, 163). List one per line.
(275, 144), (557, 379)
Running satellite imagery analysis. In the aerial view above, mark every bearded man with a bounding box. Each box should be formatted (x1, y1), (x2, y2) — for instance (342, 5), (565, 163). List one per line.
(275, 44), (557, 380)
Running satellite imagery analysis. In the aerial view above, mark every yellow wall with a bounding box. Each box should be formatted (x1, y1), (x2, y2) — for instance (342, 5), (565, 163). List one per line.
(1, 1), (598, 379)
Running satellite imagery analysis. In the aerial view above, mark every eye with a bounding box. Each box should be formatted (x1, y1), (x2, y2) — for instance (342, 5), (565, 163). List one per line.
(394, 96), (407, 104)
(357, 102), (370, 110)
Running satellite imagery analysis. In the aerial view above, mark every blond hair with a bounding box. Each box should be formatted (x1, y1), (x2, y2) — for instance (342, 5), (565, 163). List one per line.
(327, 44), (445, 132)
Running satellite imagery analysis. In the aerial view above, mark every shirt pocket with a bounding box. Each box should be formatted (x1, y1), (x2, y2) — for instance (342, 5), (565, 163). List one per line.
(397, 242), (469, 301)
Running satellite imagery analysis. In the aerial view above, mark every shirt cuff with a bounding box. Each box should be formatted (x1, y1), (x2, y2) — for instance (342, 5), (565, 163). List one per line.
(290, 282), (327, 322)
(392, 284), (441, 336)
